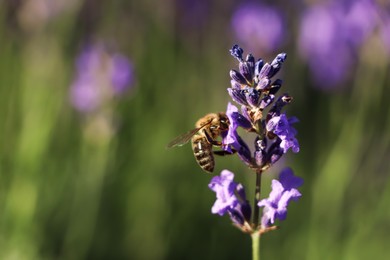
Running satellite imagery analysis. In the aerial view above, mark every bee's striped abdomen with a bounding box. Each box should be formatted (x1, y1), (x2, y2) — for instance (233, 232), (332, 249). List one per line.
(191, 136), (214, 173)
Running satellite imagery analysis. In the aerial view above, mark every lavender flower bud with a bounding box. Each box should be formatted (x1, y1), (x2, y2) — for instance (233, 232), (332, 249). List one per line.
(230, 44), (244, 62)
(239, 62), (253, 83)
(269, 53), (287, 77)
(269, 147), (284, 164)
(245, 88), (261, 107)
(260, 94), (275, 110)
(228, 88), (249, 106)
(230, 70), (248, 85)
(245, 54), (255, 70)
(267, 94), (292, 118)
(257, 77), (271, 90)
(258, 63), (272, 80)
(254, 59), (264, 76)
(230, 80), (242, 90)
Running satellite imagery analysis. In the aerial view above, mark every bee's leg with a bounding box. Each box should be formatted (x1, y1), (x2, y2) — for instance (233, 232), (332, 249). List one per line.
(203, 130), (223, 146)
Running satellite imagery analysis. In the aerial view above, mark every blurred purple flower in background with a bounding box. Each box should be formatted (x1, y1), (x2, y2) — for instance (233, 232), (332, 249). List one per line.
(298, 0), (379, 89)
(231, 2), (285, 54)
(381, 17), (390, 56)
(70, 44), (134, 113)
(176, 0), (209, 29)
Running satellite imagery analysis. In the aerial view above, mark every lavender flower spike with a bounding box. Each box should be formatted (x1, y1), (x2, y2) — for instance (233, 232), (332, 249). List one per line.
(258, 168), (303, 228)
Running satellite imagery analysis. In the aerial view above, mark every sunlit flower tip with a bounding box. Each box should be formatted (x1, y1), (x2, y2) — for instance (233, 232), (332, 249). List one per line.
(268, 53), (287, 78)
(230, 44), (244, 61)
(258, 168), (303, 227)
(271, 53), (287, 67)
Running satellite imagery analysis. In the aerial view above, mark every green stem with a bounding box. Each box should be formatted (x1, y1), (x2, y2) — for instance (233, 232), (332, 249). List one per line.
(251, 231), (261, 260)
(252, 169), (262, 228)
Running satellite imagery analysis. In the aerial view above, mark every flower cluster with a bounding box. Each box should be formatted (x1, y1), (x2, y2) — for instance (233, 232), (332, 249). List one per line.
(209, 170), (252, 230)
(258, 168), (303, 228)
(223, 45), (299, 171)
(210, 168), (303, 230)
(208, 45), (303, 233)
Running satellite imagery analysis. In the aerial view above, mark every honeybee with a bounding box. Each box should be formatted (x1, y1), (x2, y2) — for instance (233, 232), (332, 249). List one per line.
(166, 113), (230, 173)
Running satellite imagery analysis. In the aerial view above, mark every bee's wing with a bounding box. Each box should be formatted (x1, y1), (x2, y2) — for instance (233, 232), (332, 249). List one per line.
(166, 120), (212, 148)
(166, 127), (202, 148)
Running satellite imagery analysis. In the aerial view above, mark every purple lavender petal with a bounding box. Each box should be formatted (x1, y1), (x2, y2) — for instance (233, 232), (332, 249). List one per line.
(258, 168), (303, 227)
(209, 170), (238, 216)
(266, 114), (299, 153)
(209, 170), (252, 225)
(279, 167), (304, 190)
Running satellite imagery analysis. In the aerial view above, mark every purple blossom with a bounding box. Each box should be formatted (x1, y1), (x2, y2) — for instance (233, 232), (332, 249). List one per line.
(298, 5), (353, 88)
(228, 47), (287, 109)
(258, 168), (303, 228)
(297, 0), (379, 89)
(266, 114), (299, 153)
(111, 54), (135, 94)
(70, 44), (134, 113)
(343, 0), (378, 47)
(222, 102), (251, 152)
(231, 3), (285, 54)
(209, 170), (251, 226)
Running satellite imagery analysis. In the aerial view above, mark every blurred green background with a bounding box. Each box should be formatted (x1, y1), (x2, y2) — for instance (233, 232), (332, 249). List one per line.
(1, 0), (390, 259)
